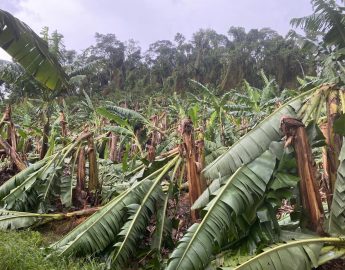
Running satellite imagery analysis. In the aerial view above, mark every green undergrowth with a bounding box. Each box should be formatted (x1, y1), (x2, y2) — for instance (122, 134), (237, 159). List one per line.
(0, 230), (104, 270)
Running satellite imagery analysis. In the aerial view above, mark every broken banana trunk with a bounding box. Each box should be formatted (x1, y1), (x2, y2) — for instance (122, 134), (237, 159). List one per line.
(0, 105), (26, 171)
(109, 132), (118, 162)
(88, 135), (100, 195)
(180, 118), (206, 221)
(73, 147), (87, 208)
(281, 116), (324, 233)
(40, 119), (50, 160)
(325, 91), (342, 194)
(59, 110), (68, 138)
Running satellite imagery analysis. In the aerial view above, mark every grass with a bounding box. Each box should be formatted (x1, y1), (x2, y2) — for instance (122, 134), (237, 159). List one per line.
(0, 230), (105, 270)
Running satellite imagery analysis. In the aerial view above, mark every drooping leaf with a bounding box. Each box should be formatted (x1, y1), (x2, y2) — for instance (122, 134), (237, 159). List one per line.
(105, 126), (133, 136)
(0, 159), (46, 200)
(0, 9), (68, 90)
(0, 157), (65, 212)
(68, 60), (104, 78)
(52, 155), (179, 265)
(306, 121), (326, 147)
(329, 137), (345, 234)
(193, 143), (283, 210)
(204, 140), (228, 166)
(107, 181), (162, 268)
(96, 107), (128, 127)
(203, 94), (306, 181)
(270, 173), (300, 191)
(51, 180), (150, 256)
(59, 175), (73, 207)
(218, 238), (344, 270)
(105, 105), (149, 124)
(210, 212), (281, 269)
(151, 184), (172, 254)
(167, 150), (276, 270)
(107, 156), (179, 268)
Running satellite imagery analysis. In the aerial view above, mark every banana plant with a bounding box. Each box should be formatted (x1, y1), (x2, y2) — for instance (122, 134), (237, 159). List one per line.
(188, 79), (237, 145)
(0, 9), (68, 91)
(97, 103), (169, 160)
(51, 154), (181, 268)
(202, 88), (308, 182)
(0, 131), (93, 212)
(0, 207), (100, 230)
(166, 84), (345, 270)
(329, 136), (345, 233)
(210, 236), (345, 269)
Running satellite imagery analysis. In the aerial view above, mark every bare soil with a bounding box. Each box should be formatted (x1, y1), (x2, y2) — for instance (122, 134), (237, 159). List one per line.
(317, 259), (345, 270)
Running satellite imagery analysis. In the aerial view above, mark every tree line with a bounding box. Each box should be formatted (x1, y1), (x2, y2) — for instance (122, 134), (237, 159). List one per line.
(1, 26), (317, 100)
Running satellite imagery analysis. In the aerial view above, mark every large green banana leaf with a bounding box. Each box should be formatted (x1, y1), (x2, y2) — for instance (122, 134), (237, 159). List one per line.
(193, 142), (296, 210)
(0, 9), (68, 90)
(166, 149), (276, 270)
(202, 93), (308, 181)
(329, 136), (345, 234)
(218, 238), (345, 270)
(104, 104), (149, 124)
(107, 157), (179, 268)
(52, 155), (178, 267)
(0, 159), (46, 200)
(51, 180), (150, 256)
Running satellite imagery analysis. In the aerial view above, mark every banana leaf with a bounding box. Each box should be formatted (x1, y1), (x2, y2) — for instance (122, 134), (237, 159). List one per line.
(329, 137), (345, 234)
(167, 149), (276, 270)
(0, 9), (68, 90)
(203, 95), (304, 181)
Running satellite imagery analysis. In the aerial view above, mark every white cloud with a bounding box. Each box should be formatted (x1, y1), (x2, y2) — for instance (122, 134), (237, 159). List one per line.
(12, 0), (94, 51)
(1, 0), (313, 52)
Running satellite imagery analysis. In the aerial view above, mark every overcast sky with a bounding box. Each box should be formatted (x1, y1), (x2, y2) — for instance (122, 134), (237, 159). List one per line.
(0, 0), (314, 60)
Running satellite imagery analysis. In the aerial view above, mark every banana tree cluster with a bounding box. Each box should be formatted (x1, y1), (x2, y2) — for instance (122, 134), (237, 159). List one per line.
(1, 4), (345, 270)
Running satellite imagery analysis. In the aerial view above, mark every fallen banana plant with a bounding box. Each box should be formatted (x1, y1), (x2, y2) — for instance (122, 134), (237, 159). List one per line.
(202, 89), (309, 181)
(0, 131), (92, 212)
(167, 149), (277, 269)
(0, 208), (100, 230)
(329, 136), (345, 234)
(51, 155), (181, 269)
(215, 238), (345, 270)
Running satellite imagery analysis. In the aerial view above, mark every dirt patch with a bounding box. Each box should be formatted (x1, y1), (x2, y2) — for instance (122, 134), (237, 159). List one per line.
(37, 216), (89, 245)
(172, 191), (194, 241)
(0, 167), (17, 185)
(317, 259), (345, 270)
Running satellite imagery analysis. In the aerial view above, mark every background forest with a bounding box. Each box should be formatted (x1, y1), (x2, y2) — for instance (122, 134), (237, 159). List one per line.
(1, 24), (316, 100)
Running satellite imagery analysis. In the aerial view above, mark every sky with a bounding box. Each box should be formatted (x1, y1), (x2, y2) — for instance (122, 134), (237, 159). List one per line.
(0, 0), (314, 60)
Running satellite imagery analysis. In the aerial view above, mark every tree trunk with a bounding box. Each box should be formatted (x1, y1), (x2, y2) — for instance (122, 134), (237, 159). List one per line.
(281, 117), (324, 233)
(77, 147), (86, 191)
(8, 122), (17, 151)
(0, 104), (11, 130)
(40, 119), (50, 160)
(73, 147), (86, 208)
(180, 118), (206, 221)
(59, 111), (68, 137)
(0, 137), (26, 171)
(0, 105), (26, 170)
(87, 135), (99, 193)
(109, 132), (118, 162)
(325, 91), (342, 193)
(320, 123), (333, 209)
